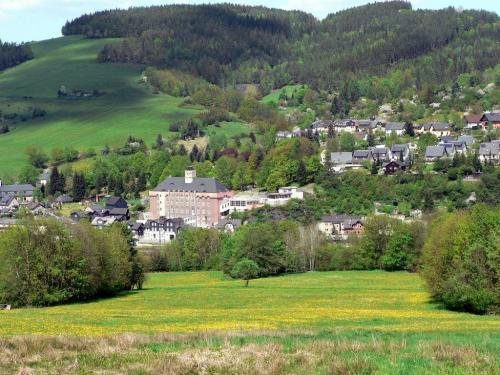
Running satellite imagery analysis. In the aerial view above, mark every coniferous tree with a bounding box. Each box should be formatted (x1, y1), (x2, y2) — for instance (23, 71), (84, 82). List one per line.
(297, 160), (307, 185)
(72, 172), (86, 202)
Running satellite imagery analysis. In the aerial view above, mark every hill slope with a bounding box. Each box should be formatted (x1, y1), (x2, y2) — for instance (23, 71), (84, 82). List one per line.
(0, 36), (198, 178)
(62, 2), (499, 90)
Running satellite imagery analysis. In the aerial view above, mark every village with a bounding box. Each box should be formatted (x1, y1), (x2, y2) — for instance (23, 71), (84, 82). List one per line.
(1, 111), (498, 246)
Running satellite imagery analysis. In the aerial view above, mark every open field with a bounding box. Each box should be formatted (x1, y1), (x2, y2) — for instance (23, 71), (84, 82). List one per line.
(0, 36), (199, 177)
(0, 271), (498, 374)
(1, 271), (498, 336)
(261, 84), (303, 104)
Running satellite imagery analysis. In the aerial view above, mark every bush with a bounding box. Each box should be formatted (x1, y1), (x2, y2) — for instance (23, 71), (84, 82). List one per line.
(420, 205), (499, 314)
(0, 219), (143, 307)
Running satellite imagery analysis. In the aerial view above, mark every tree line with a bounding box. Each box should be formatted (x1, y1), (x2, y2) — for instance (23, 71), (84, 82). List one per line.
(0, 40), (33, 71)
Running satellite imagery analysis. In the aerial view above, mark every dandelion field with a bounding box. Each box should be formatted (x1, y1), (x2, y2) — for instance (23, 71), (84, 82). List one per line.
(1, 271), (498, 373)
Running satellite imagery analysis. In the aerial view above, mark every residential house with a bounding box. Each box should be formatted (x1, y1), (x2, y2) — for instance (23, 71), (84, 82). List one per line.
(334, 119), (356, 133)
(385, 122), (406, 136)
(390, 144), (410, 162)
(352, 150), (372, 163)
(0, 195), (19, 212)
(55, 194), (73, 205)
(479, 141), (500, 163)
(318, 215), (365, 239)
(383, 160), (406, 175)
(85, 204), (109, 218)
(480, 113), (500, 129)
(463, 114), (483, 130)
(0, 182), (35, 203)
(106, 196), (128, 210)
(425, 145), (451, 162)
(311, 119), (334, 134)
(266, 187), (304, 207)
(26, 202), (47, 216)
(371, 147), (392, 163)
(329, 152), (355, 173)
(108, 207), (130, 221)
(149, 167), (233, 228)
(140, 217), (184, 244)
(357, 119), (382, 132)
(457, 135), (475, 147)
(91, 216), (117, 228)
(418, 122), (451, 137)
(129, 222), (145, 239)
(38, 171), (50, 187)
(432, 123), (452, 137)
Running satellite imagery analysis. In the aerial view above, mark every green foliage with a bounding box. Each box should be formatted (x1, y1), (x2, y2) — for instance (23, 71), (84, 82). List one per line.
(25, 145), (49, 169)
(230, 258), (260, 286)
(0, 219), (140, 307)
(420, 205), (499, 314)
(0, 40), (33, 70)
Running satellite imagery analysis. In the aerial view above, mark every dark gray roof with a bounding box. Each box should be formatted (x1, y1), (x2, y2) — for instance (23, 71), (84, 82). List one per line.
(425, 145), (447, 158)
(481, 113), (500, 122)
(440, 136), (455, 143)
(330, 152), (352, 164)
(321, 214), (362, 225)
(109, 207), (129, 216)
(154, 177), (230, 193)
(0, 195), (15, 205)
(0, 184), (35, 197)
(352, 150), (371, 159)
(432, 122), (450, 130)
(457, 135), (475, 146)
(311, 120), (334, 129)
(391, 144), (409, 153)
(107, 196), (126, 206)
(386, 122), (405, 131)
(479, 142), (500, 156)
(55, 194), (73, 203)
(371, 147), (390, 155)
(383, 160), (405, 168)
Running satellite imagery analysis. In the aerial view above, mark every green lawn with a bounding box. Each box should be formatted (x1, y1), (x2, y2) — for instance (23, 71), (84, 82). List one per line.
(206, 121), (250, 138)
(0, 271), (498, 374)
(0, 36), (199, 178)
(261, 84), (303, 104)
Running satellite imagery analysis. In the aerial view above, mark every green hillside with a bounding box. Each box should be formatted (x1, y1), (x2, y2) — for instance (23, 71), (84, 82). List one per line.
(0, 36), (198, 178)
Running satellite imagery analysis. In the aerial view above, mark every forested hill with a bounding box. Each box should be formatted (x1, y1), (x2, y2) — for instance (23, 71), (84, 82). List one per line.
(60, 1), (498, 92)
(0, 40), (33, 71)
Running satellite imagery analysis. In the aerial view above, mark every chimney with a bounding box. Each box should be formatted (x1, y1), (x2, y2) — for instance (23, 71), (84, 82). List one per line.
(185, 166), (196, 184)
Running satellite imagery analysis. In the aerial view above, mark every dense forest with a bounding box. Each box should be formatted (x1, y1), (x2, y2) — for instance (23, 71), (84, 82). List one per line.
(62, 2), (500, 92)
(0, 40), (33, 71)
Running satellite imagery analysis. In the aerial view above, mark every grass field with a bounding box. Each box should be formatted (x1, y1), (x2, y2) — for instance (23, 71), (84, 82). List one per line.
(0, 36), (199, 178)
(0, 271), (498, 373)
(261, 84), (303, 104)
(1, 271), (498, 336)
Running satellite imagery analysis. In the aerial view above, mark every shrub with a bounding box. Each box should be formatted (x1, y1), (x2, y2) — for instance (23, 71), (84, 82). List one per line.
(0, 219), (143, 307)
(420, 205), (499, 314)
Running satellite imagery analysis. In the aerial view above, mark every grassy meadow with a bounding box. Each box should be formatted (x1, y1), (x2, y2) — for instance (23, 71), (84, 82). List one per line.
(0, 36), (199, 177)
(0, 271), (498, 373)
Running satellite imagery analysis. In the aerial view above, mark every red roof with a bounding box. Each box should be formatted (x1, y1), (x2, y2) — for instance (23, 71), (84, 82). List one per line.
(464, 114), (482, 123)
